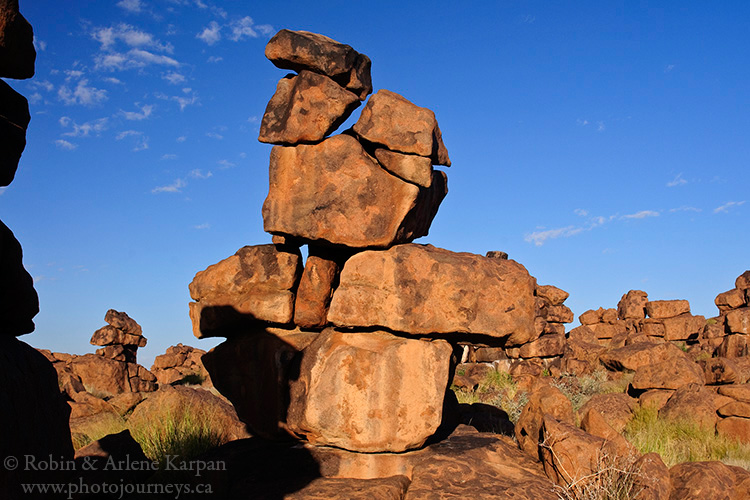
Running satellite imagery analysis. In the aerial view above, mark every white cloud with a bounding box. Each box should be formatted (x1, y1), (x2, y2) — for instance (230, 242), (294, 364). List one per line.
(92, 24), (172, 53)
(577, 119), (589, 126)
(155, 91), (199, 111)
(64, 69), (84, 80)
(163, 71), (186, 84)
(176, 135), (187, 142)
(33, 38), (46, 51)
(117, 0), (144, 12)
(29, 92), (42, 104)
(54, 139), (78, 151)
(621, 210), (659, 219)
(161, 154), (178, 160)
(664, 64), (675, 73)
(194, 223), (210, 230)
(574, 208), (588, 217)
(116, 130), (142, 140)
(206, 132), (223, 140)
(58, 79), (108, 106)
(525, 226), (584, 246)
(152, 178), (186, 193)
(217, 159), (235, 169)
(714, 201), (746, 214)
(116, 130), (149, 150)
(61, 117), (109, 137)
(597, 121), (605, 132)
(189, 169), (212, 179)
(196, 21), (221, 45)
(666, 173), (687, 187)
(670, 206), (702, 213)
(30, 80), (55, 92)
(247, 115), (259, 123)
(207, 56), (223, 63)
(102, 77), (123, 84)
(228, 17), (260, 41)
(121, 104), (153, 120)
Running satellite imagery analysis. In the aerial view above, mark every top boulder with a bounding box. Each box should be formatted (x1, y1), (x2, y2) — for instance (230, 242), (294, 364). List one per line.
(265, 29), (371, 99)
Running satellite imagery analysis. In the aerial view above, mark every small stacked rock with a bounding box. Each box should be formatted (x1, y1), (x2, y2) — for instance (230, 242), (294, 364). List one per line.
(150, 343), (210, 387)
(190, 29), (541, 454)
(711, 270), (750, 357)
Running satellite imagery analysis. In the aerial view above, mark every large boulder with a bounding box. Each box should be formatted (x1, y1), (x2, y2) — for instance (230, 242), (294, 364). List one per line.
(353, 89), (450, 166)
(373, 148), (434, 189)
(578, 393), (637, 433)
(727, 308), (750, 334)
(600, 341), (685, 372)
(0, 80), (29, 186)
(645, 299), (690, 319)
(659, 383), (717, 430)
(618, 290), (648, 320)
(258, 71), (360, 145)
(264, 29), (372, 99)
(515, 383), (574, 457)
(262, 135), (447, 248)
(631, 355), (704, 390)
(151, 343), (210, 387)
(0, 219), (38, 336)
(328, 244), (537, 344)
(539, 415), (608, 487)
(189, 244), (302, 338)
(634, 453), (672, 500)
(0, 0), (35, 79)
(668, 461), (750, 500)
(286, 328), (452, 452)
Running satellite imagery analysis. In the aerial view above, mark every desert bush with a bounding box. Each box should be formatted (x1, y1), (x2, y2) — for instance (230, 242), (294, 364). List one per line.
(625, 406), (750, 468)
(553, 452), (643, 500)
(551, 370), (633, 412)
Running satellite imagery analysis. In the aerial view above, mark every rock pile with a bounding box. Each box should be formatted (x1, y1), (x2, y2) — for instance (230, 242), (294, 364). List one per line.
(150, 343), (210, 387)
(190, 29), (545, 454)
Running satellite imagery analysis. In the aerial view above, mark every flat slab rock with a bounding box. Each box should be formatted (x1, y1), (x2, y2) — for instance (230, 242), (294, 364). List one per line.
(262, 134), (446, 248)
(328, 244), (536, 344)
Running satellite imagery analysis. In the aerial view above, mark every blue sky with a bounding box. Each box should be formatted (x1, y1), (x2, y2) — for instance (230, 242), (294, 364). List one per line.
(4, 1), (749, 367)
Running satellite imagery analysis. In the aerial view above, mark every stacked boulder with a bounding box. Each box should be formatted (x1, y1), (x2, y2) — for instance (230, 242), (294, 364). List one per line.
(150, 343), (210, 387)
(711, 271), (750, 357)
(190, 29), (540, 453)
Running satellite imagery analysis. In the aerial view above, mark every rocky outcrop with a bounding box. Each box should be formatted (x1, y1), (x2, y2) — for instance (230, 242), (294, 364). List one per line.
(0, 0), (35, 79)
(150, 343), (210, 387)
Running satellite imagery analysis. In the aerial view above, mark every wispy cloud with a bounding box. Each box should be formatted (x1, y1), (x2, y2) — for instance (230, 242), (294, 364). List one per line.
(189, 169), (212, 179)
(54, 139), (78, 151)
(525, 226), (584, 246)
(117, 0), (144, 13)
(61, 117), (109, 137)
(207, 56), (223, 63)
(91, 24), (178, 71)
(116, 130), (149, 150)
(161, 153), (178, 160)
(714, 201), (746, 214)
(206, 131), (223, 140)
(58, 79), (108, 106)
(176, 135), (187, 142)
(217, 159), (235, 169)
(162, 71), (186, 84)
(664, 64), (675, 73)
(196, 21), (221, 45)
(574, 208), (588, 217)
(121, 104), (153, 120)
(597, 121), (605, 132)
(155, 91), (198, 111)
(152, 178), (186, 193)
(621, 210), (659, 219)
(194, 223), (210, 230)
(228, 17), (273, 41)
(666, 173), (687, 187)
(92, 23), (172, 53)
(669, 206), (701, 213)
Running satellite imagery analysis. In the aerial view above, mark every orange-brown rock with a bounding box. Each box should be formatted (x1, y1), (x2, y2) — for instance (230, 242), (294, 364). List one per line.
(451, 362), (495, 390)
(0, 80), (29, 186)
(639, 389), (675, 411)
(588, 322), (627, 339)
(579, 308), (603, 325)
(645, 299), (690, 319)
(669, 461), (749, 500)
(0, 0), (35, 79)
(515, 383), (574, 457)
(536, 285), (569, 306)
(286, 329), (452, 452)
(567, 325), (597, 343)
(727, 307), (750, 334)
(717, 417), (750, 444)
(701, 357), (744, 385)
(95, 344), (137, 363)
(189, 244), (302, 338)
(265, 29), (372, 99)
(736, 271), (750, 291)
(634, 453), (672, 500)
(202, 327), (317, 439)
(328, 244), (536, 343)
(632, 355), (704, 390)
(104, 309), (142, 335)
(0, 219), (37, 335)
(90, 325), (146, 347)
(580, 407), (638, 458)
(578, 393), (637, 433)
(540, 415), (607, 487)
(353, 89), (450, 166)
(151, 343), (210, 387)
(642, 318), (666, 337)
(69, 353), (130, 397)
(717, 333), (749, 358)
(293, 247), (343, 329)
(560, 338), (607, 376)
(258, 71), (360, 145)
(659, 383), (717, 430)
(373, 148), (433, 188)
(618, 290), (649, 320)
(718, 401), (750, 418)
(716, 288), (747, 313)
(262, 135), (447, 248)
(600, 341), (685, 372)
(518, 334), (565, 358)
(546, 305), (574, 323)
(718, 384), (750, 402)
(661, 313), (705, 341)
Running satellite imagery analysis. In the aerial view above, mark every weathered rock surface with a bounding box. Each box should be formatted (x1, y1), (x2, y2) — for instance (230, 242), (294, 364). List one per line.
(0, 219), (38, 336)
(518, 333), (565, 358)
(536, 285), (569, 306)
(716, 416), (750, 444)
(265, 29), (372, 99)
(645, 299), (690, 319)
(515, 383), (574, 457)
(293, 247), (343, 329)
(353, 89), (450, 166)
(631, 355), (704, 390)
(716, 288), (747, 312)
(374, 148), (434, 188)
(727, 308), (750, 334)
(659, 383), (717, 429)
(258, 71), (360, 145)
(0, 0), (35, 79)
(701, 357), (745, 385)
(262, 135), (446, 248)
(540, 415), (607, 487)
(580, 407), (637, 458)
(91, 325), (146, 347)
(329, 244), (536, 343)
(151, 343), (210, 387)
(287, 329), (452, 452)
(202, 327), (317, 440)
(0, 80), (30, 186)
(618, 290), (649, 320)
(600, 341), (685, 372)
(578, 393), (637, 433)
(189, 244), (302, 337)
(668, 461), (750, 500)
(634, 452), (672, 500)
(661, 313), (705, 341)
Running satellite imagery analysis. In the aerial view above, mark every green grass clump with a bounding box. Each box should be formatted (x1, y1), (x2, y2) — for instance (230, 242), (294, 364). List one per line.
(551, 369), (633, 412)
(451, 370), (529, 424)
(71, 413), (128, 450)
(624, 406), (750, 468)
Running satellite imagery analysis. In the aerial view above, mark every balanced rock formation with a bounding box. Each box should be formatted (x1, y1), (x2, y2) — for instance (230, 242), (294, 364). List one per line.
(151, 343), (210, 387)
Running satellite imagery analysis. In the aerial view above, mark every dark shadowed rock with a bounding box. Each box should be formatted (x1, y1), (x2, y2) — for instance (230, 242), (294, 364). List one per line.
(0, 0), (35, 79)
(189, 244), (302, 338)
(328, 244), (536, 343)
(286, 476), (410, 499)
(258, 71), (360, 145)
(353, 89), (450, 166)
(262, 135), (447, 248)
(701, 357), (744, 385)
(104, 309), (142, 335)
(0, 80), (29, 186)
(287, 329), (452, 453)
(91, 325), (147, 347)
(0, 219), (38, 336)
